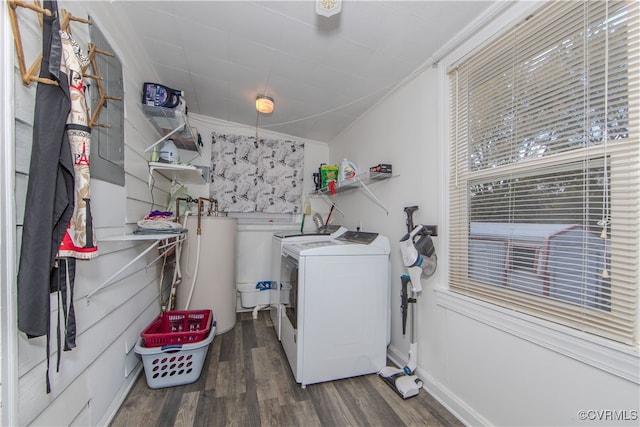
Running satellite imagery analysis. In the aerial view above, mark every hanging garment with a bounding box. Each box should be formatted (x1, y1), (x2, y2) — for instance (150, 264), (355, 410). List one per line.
(17, 0), (73, 339)
(57, 30), (98, 260)
(51, 258), (76, 352)
(51, 30), (98, 358)
(16, 0), (73, 393)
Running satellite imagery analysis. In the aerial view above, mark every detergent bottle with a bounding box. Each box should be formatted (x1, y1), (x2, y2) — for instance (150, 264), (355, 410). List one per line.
(159, 139), (180, 163)
(150, 146), (159, 162)
(338, 158), (358, 185)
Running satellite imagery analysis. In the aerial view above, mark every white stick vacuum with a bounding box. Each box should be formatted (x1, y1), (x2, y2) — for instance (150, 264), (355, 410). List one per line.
(378, 274), (423, 398)
(379, 206), (437, 399)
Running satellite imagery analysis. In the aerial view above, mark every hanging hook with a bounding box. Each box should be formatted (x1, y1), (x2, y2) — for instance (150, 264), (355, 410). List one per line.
(7, 0), (59, 86)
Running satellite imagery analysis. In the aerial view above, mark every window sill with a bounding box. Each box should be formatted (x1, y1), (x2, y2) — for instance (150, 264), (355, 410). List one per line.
(435, 289), (640, 384)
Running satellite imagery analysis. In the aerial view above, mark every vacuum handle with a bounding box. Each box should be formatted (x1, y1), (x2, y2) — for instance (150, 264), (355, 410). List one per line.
(400, 274), (410, 335)
(404, 206), (419, 233)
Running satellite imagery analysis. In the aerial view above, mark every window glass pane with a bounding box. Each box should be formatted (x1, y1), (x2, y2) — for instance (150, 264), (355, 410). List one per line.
(469, 161), (607, 225)
(468, 1), (633, 172)
(468, 161), (611, 310)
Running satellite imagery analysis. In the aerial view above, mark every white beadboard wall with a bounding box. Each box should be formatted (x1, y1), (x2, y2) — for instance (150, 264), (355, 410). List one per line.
(7, 2), (329, 425)
(1, 2), (15, 424)
(10, 2), (174, 425)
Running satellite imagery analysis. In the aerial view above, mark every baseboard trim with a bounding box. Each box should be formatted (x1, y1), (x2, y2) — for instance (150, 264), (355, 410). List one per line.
(385, 344), (487, 426)
(98, 363), (143, 426)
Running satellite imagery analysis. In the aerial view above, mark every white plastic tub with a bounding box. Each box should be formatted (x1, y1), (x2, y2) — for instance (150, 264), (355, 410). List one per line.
(238, 283), (271, 308)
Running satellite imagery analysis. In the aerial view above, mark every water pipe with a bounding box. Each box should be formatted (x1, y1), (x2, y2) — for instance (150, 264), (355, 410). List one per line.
(196, 197), (218, 234)
(165, 196), (196, 310)
(175, 196), (197, 223)
(184, 197), (219, 310)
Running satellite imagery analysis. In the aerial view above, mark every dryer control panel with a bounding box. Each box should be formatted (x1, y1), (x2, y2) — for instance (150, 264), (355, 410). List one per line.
(336, 231), (379, 245)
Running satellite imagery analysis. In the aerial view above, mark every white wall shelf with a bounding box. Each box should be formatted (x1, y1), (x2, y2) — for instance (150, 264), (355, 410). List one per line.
(308, 173), (397, 214)
(142, 104), (202, 154)
(148, 162), (206, 188)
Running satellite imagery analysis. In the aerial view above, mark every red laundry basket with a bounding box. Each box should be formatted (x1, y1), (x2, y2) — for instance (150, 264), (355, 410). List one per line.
(140, 309), (213, 347)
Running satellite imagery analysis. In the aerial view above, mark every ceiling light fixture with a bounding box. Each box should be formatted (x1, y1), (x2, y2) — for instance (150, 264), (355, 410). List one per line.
(316, 0), (342, 17)
(256, 94), (274, 114)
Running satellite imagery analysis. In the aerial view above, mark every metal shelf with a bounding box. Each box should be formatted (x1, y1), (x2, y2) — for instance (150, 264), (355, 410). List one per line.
(308, 173), (397, 214)
(309, 173), (395, 196)
(142, 104), (202, 153)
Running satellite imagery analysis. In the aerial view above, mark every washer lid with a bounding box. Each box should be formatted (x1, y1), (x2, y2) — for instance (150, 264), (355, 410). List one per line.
(273, 226), (347, 242)
(273, 232), (327, 239)
(283, 234), (390, 256)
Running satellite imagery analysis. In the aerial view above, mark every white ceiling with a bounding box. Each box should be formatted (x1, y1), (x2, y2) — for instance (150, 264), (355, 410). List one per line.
(110, 1), (494, 142)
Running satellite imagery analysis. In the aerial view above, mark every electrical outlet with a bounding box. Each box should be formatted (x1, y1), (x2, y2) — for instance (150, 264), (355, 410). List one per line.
(124, 338), (134, 355)
(424, 225), (438, 236)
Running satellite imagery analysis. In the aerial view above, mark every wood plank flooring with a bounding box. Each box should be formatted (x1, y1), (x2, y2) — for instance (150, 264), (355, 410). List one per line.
(110, 311), (462, 427)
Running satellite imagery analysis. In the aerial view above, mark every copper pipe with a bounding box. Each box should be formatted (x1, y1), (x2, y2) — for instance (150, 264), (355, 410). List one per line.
(210, 198), (219, 216)
(175, 197), (219, 234)
(175, 196), (197, 223)
(197, 198), (204, 235)
(196, 197), (218, 235)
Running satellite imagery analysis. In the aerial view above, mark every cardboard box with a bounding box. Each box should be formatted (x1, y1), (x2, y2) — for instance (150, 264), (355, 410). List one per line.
(369, 164), (392, 178)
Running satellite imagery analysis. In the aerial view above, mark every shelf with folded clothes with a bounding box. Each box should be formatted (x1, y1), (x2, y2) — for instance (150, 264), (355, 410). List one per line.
(99, 231), (186, 241)
(90, 230), (187, 300)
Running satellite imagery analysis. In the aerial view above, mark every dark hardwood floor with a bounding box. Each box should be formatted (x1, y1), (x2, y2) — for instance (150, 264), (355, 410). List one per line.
(110, 310), (462, 427)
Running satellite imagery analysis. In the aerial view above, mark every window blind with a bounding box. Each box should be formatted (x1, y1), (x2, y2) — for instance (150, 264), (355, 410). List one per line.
(449, 0), (639, 345)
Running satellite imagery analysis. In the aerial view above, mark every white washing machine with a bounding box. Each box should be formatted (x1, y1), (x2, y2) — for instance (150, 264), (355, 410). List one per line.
(279, 231), (390, 388)
(269, 225), (346, 339)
